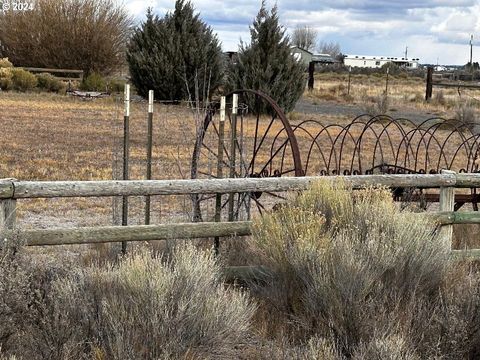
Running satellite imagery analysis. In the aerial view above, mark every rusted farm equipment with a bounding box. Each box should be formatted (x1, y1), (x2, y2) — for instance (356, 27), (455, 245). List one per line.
(191, 89), (480, 221)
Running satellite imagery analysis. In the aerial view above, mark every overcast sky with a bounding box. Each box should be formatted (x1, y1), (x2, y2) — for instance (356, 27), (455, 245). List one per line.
(125, 0), (480, 65)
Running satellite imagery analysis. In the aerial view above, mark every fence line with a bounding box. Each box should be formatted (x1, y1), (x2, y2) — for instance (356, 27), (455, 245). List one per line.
(1, 172), (480, 249)
(0, 173), (467, 199)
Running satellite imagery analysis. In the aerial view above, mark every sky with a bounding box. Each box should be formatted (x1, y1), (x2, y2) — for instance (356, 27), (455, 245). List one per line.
(125, 0), (480, 65)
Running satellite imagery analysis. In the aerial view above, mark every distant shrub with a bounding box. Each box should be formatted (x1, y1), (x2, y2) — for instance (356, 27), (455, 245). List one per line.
(36, 73), (65, 92)
(455, 103), (477, 124)
(0, 58), (13, 68)
(80, 72), (106, 91)
(11, 68), (37, 91)
(107, 78), (125, 93)
(0, 67), (13, 90)
(433, 90), (446, 106)
(362, 93), (389, 115)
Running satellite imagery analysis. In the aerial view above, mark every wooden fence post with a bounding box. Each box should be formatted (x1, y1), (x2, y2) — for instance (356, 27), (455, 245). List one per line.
(425, 66), (434, 100)
(385, 67), (389, 95)
(0, 179), (16, 231)
(347, 66), (352, 95)
(439, 169), (456, 246)
(308, 61), (315, 90)
(0, 199), (17, 230)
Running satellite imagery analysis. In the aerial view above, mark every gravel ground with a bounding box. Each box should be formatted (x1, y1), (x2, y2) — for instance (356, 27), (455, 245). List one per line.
(294, 98), (446, 125)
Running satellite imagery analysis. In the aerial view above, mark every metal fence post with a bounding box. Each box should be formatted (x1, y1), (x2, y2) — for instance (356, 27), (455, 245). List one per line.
(145, 90), (154, 225)
(214, 96), (226, 254)
(228, 94), (238, 221)
(122, 84), (130, 254)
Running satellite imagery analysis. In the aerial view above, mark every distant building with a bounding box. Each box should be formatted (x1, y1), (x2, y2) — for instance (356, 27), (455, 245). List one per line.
(291, 46), (338, 67)
(344, 55), (420, 69)
(224, 51), (239, 65)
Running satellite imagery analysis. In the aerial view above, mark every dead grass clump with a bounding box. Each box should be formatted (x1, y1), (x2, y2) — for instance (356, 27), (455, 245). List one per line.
(0, 235), (31, 355)
(352, 334), (419, 360)
(249, 181), (474, 357)
(455, 103), (478, 130)
(433, 90), (446, 106)
(362, 94), (389, 114)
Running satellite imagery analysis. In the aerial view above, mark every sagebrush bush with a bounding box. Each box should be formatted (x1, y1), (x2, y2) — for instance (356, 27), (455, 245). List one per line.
(36, 73), (66, 93)
(249, 181), (474, 357)
(84, 245), (254, 359)
(0, 236), (31, 354)
(0, 58), (13, 68)
(107, 79), (125, 93)
(80, 72), (106, 92)
(362, 93), (389, 115)
(10, 68), (37, 91)
(0, 68), (13, 90)
(0, 243), (254, 359)
(456, 103), (477, 125)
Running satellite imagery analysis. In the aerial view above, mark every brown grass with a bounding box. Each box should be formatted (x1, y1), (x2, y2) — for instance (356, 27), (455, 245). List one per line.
(1, 86), (478, 245)
(310, 72), (480, 117)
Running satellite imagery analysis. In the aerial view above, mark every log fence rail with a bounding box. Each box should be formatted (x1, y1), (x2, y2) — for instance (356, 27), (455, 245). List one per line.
(1, 172), (480, 257)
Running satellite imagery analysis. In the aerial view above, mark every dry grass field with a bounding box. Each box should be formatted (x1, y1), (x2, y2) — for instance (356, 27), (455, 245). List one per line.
(0, 92), (200, 229)
(0, 75), (479, 245)
(308, 72), (480, 117)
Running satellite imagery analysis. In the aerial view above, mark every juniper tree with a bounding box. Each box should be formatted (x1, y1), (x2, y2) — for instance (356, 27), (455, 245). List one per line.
(127, 2), (223, 100)
(228, 2), (306, 113)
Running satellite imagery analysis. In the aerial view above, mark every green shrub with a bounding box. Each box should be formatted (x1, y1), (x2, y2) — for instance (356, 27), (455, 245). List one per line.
(0, 58), (13, 68)
(80, 72), (106, 91)
(250, 181), (467, 357)
(36, 73), (66, 92)
(107, 78), (125, 93)
(10, 68), (37, 91)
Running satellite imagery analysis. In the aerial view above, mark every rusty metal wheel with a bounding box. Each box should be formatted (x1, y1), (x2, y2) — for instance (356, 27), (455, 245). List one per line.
(191, 89), (303, 221)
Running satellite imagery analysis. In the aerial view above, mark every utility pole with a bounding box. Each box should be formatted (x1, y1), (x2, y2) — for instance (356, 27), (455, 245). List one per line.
(470, 34), (474, 67)
(405, 46), (408, 59)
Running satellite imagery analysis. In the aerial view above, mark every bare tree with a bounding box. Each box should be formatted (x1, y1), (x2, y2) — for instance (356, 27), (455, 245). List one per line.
(292, 25), (318, 52)
(0, 0), (133, 75)
(317, 40), (341, 58)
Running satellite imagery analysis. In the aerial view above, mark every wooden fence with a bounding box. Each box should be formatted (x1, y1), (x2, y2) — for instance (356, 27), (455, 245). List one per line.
(21, 67), (84, 82)
(425, 66), (480, 100)
(1, 171), (480, 257)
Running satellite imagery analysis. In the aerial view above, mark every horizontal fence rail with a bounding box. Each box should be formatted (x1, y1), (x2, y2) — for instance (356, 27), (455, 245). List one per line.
(1, 172), (480, 252)
(3, 212), (480, 247)
(1, 173), (472, 199)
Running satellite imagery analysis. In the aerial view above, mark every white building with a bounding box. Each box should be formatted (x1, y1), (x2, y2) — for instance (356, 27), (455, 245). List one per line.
(344, 55), (420, 69)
